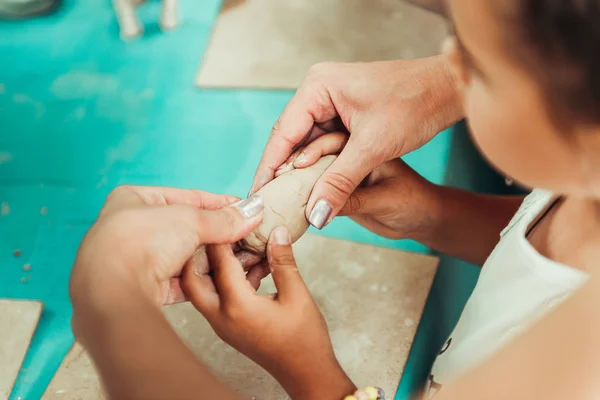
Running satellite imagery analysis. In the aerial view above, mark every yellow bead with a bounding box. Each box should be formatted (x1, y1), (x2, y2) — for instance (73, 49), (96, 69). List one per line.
(344, 396), (358, 400)
(364, 387), (379, 399)
(355, 392), (369, 400)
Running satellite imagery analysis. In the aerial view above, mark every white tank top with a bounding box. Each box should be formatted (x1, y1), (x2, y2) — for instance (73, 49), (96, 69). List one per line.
(426, 189), (589, 397)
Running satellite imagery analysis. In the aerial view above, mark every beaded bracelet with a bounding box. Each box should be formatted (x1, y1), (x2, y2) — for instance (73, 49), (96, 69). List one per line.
(344, 386), (385, 400)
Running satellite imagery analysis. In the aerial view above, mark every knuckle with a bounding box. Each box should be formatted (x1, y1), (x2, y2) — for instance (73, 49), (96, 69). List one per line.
(308, 89), (333, 118)
(307, 61), (336, 77)
(105, 184), (132, 202)
(345, 194), (364, 214)
(321, 171), (357, 200)
(113, 184), (133, 194)
(272, 127), (297, 148)
(269, 119), (298, 155)
(138, 189), (166, 205)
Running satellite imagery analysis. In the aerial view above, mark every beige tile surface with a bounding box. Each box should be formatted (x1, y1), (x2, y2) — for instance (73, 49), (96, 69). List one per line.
(196, 0), (447, 89)
(44, 234), (438, 399)
(0, 299), (43, 399)
(42, 343), (101, 400)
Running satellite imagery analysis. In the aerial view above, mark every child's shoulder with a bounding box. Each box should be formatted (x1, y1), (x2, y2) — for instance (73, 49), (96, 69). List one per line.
(521, 189), (553, 209)
(500, 189), (553, 237)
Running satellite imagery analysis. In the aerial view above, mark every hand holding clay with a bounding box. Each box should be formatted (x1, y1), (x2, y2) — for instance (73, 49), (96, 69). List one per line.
(249, 58), (462, 229)
(240, 155), (336, 256)
(70, 185), (264, 309)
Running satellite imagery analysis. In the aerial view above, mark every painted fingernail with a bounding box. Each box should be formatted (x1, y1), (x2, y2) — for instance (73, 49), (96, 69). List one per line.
(236, 195), (264, 218)
(272, 226), (290, 245)
(293, 151), (307, 166)
(308, 199), (332, 230)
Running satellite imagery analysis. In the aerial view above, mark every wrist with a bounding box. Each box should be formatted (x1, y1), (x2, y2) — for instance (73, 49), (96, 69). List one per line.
(393, 55), (463, 151)
(274, 357), (355, 400)
(70, 251), (157, 342)
(70, 225), (159, 312)
(401, 181), (446, 244)
(70, 283), (237, 400)
(420, 55), (463, 135)
(70, 269), (152, 343)
(414, 183), (453, 243)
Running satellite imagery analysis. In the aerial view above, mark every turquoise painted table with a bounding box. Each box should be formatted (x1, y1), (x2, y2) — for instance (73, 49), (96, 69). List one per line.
(0, 1), (508, 398)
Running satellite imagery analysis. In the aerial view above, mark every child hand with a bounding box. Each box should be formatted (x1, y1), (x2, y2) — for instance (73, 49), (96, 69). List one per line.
(69, 186), (268, 399)
(339, 158), (440, 241)
(70, 186), (265, 310)
(183, 226), (355, 400)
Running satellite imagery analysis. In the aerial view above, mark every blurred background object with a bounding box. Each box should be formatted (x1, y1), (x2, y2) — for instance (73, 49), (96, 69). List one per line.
(113, 0), (178, 40)
(0, 0), (58, 19)
(197, 0), (446, 89)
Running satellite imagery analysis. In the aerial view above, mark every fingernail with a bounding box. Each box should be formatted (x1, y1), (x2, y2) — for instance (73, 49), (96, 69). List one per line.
(308, 199), (332, 230)
(293, 151), (307, 166)
(272, 226), (290, 245)
(236, 195), (264, 218)
(275, 163), (291, 177)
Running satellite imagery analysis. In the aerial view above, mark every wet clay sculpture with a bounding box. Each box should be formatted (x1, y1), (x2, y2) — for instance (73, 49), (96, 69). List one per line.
(240, 155), (336, 256)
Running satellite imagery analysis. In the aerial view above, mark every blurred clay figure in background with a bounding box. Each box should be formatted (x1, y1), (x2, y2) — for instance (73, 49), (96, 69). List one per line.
(0, 0), (58, 19)
(112, 0), (177, 39)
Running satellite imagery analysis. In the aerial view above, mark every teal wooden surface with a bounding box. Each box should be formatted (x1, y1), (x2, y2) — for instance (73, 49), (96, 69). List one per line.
(0, 1), (503, 398)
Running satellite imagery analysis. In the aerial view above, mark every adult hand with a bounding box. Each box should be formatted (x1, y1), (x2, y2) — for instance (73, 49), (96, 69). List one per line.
(280, 133), (441, 241)
(250, 56), (461, 229)
(70, 186), (266, 311)
(183, 226), (355, 400)
(69, 186), (267, 400)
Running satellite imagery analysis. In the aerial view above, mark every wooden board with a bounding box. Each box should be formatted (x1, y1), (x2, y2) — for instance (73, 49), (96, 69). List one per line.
(196, 0), (447, 89)
(0, 299), (43, 399)
(43, 234), (438, 399)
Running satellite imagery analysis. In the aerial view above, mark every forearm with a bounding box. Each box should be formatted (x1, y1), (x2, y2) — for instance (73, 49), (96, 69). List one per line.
(406, 0), (447, 15)
(71, 285), (239, 400)
(435, 271), (600, 399)
(420, 188), (524, 266)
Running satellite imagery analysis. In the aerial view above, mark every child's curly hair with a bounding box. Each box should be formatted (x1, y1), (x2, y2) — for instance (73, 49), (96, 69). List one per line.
(508, 0), (600, 127)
